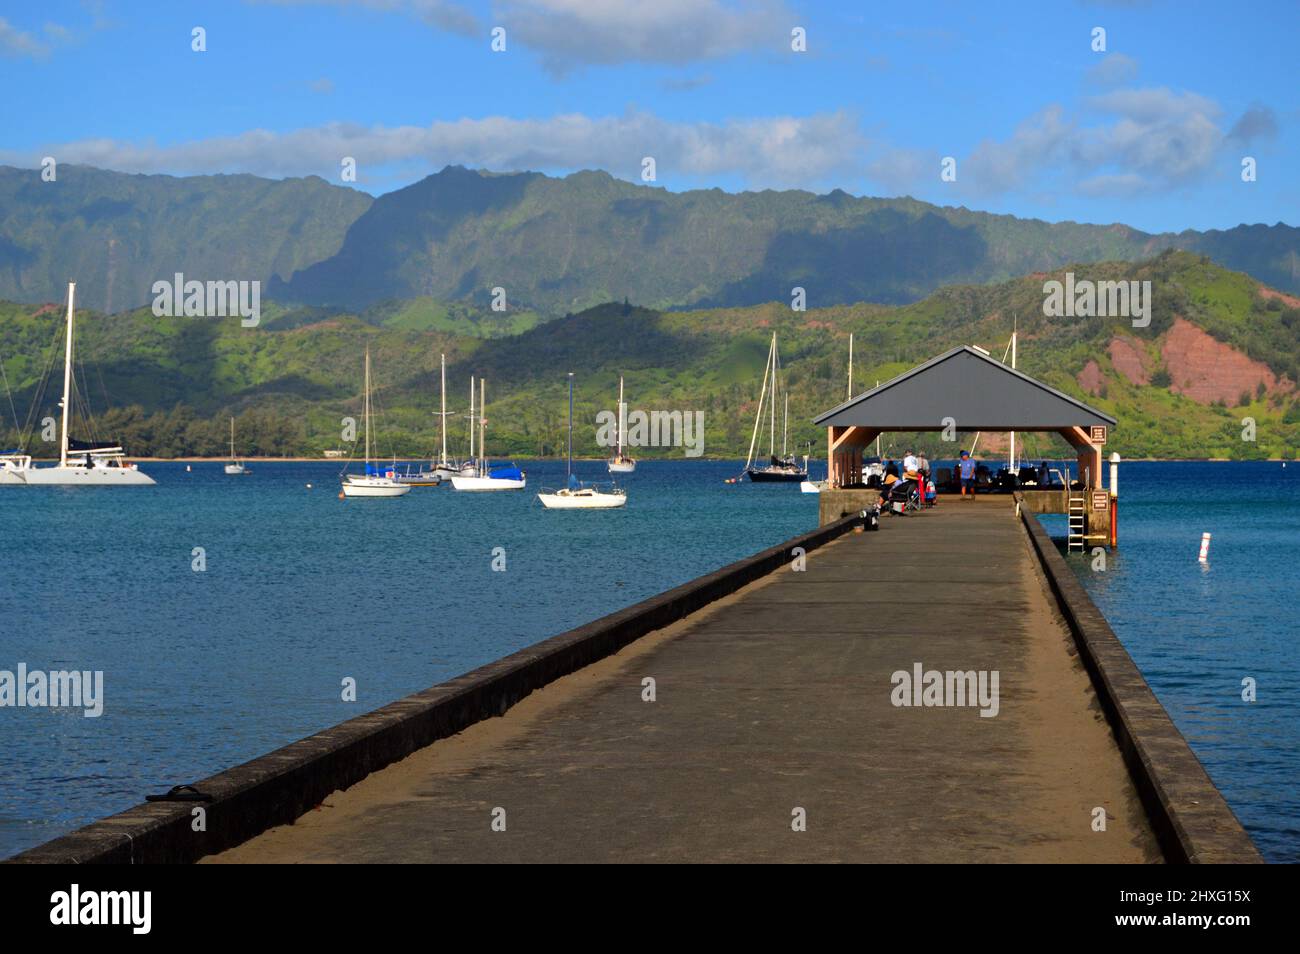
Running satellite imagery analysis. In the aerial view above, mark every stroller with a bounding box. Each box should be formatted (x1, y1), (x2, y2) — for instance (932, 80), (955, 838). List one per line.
(882, 477), (921, 515)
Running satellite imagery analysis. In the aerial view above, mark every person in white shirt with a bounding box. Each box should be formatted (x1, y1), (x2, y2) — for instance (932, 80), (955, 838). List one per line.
(903, 451), (919, 475)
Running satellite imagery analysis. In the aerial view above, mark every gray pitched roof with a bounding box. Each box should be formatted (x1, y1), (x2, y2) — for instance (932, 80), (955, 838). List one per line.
(813, 346), (1117, 430)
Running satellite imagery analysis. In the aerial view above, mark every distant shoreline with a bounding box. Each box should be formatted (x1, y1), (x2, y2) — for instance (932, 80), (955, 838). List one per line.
(15, 455), (1300, 464)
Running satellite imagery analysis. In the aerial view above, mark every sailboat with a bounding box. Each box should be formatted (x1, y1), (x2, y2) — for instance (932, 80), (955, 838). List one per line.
(397, 352), (457, 485)
(450, 379), (525, 491)
(744, 333), (807, 483)
(341, 349), (410, 498)
(540, 373), (627, 510)
(457, 374), (480, 478)
(606, 375), (636, 473)
(9, 283), (155, 486)
(224, 418), (249, 475)
(802, 334), (858, 494)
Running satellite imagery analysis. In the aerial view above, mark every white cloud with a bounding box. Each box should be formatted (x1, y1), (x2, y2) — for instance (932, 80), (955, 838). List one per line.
(0, 17), (51, 58)
(951, 87), (1234, 198)
(254, 0), (480, 37)
(497, 0), (792, 72)
(5, 110), (867, 190)
(1085, 52), (1138, 86)
(255, 0), (790, 68)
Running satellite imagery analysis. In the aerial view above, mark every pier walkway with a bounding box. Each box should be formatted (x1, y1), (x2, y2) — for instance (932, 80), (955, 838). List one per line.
(210, 500), (1160, 863)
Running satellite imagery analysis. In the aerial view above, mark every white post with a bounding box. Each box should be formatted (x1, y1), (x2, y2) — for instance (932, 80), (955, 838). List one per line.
(1109, 452), (1119, 497)
(59, 282), (75, 467)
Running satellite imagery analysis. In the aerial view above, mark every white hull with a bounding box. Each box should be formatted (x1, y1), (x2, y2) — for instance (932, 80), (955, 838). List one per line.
(21, 464), (156, 486)
(342, 476), (411, 497)
(224, 463), (248, 475)
(451, 475), (526, 491)
(800, 480), (825, 494)
(538, 489), (626, 509)
(607, 459), (636, 474)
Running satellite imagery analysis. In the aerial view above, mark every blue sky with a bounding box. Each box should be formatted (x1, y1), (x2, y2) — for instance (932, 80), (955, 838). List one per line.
(1, 0), (1296, 232)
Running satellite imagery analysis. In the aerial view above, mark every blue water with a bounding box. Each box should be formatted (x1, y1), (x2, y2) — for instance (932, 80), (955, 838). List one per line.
(1042, 461), (1300, 863)
(3, 461), (1296, 862)
(0, 460), (813, 858)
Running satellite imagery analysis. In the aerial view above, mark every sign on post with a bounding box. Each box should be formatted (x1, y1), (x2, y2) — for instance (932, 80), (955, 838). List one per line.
(1089, 425), (1107, 444)
(1091, 491), (1109, 511)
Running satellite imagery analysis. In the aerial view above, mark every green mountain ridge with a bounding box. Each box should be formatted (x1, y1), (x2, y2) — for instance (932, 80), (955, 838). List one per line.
(2, 251), (1298, 461)
(1, 164), (1297, 317)
(0, 165), (373, 312)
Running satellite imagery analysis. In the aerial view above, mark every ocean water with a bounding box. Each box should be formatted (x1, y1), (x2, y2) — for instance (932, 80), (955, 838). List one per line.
(0, 459), (813, 858)
(1043, 461), (1300, 863)
(2, 460), (1295, 862)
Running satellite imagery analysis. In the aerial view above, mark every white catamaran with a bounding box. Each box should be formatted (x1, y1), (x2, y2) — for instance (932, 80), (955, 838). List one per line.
(539, 373), (626, 509)
(341, 348), (410, 498)
(3, 283), (155, 486)
(606, 374), (636, 474)
(450, 379), (525, 491)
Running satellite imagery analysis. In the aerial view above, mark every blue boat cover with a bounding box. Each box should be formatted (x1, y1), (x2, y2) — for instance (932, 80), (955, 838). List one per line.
(489, 464), (524, 481)
(365, 462), (396, 477)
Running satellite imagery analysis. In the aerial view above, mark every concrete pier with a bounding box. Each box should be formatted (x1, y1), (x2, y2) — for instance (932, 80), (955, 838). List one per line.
(10, 499), (1259, 865)
(204, 502), (1244, 863)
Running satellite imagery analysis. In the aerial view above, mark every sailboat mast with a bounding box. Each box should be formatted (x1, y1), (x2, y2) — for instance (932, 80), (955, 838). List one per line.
(363, 349), (372, 466)
(875, 380), (881, 457)
(230, 416), (235, 459)
(847, 332), (853, 401)
(469, 375), (476, 460)
(617, 375), (625, 458)
(1009, 319), (1018, 473)
(783, 392), (788, 458)
(59, 282), (75, 467)
(479, 378), (486, 471)
(567, 372), (574, 480)
(768, 333), (776, 457)
(743, 334), (775, 471)
(439, 353), (447, 467)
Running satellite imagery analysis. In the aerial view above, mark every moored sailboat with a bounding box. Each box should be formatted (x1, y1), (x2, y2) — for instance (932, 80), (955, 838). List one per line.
(341, 349), (410, 498)
(224, 417), (249, 475)
(743, 333), (806, 483)
(606, 375), (636, 474)
(9, 283), (155, 486)
(450, 379), (525, 491)
(540, 373), (626, 509)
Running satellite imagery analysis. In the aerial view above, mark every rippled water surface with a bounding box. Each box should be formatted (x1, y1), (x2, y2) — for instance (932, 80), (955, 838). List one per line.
(1045, 461), (1300, 863)
(3, 460), (1294, 861)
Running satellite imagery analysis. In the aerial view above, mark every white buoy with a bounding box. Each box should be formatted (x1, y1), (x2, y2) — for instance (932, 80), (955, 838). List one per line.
(306, 483), (313, 489)
(186, 464), (191, 472)
(1198, 532), (1211, 564)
